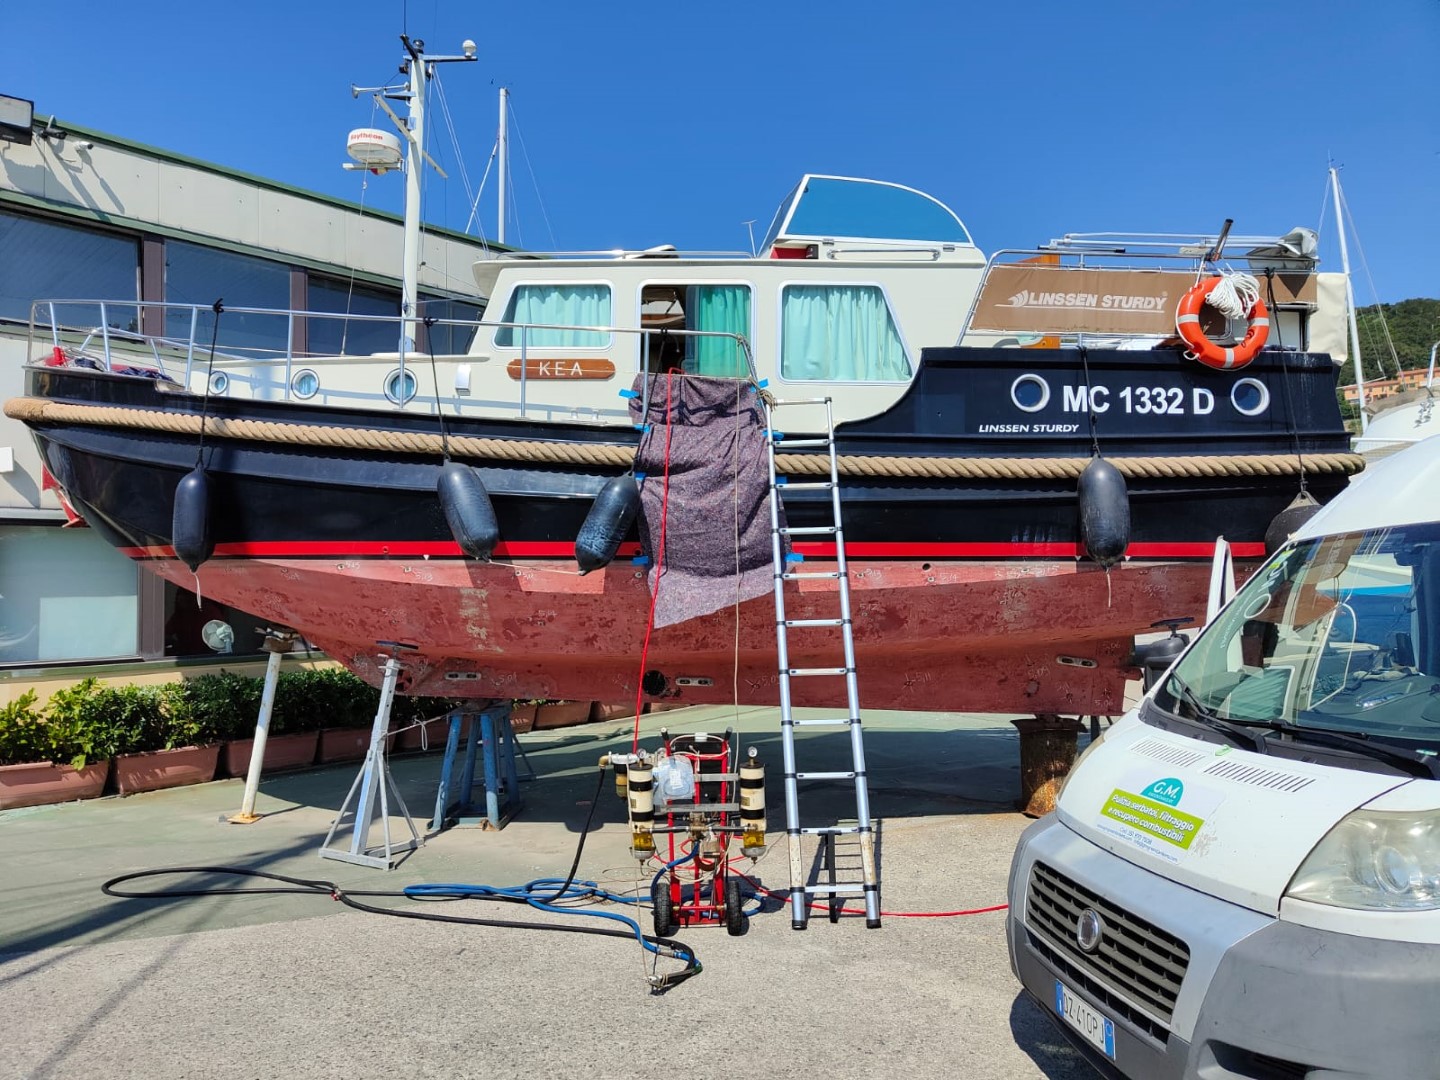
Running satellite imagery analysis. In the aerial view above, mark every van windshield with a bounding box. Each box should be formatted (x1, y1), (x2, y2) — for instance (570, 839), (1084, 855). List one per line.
(1158, 522), (1440, 747)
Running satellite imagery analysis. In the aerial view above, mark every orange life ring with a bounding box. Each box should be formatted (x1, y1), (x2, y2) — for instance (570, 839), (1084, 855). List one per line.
(1175, 277), (1269, 370)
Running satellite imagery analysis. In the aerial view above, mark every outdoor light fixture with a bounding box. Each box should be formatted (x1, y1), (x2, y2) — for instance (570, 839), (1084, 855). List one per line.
(0, 95), (35, 146)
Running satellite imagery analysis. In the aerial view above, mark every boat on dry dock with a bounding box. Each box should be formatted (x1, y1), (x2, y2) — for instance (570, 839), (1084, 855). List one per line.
(3, 45), (1363, 717)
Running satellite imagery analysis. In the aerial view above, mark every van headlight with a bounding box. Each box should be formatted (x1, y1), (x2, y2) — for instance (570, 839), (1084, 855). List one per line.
(1286, 809), (1440, 910)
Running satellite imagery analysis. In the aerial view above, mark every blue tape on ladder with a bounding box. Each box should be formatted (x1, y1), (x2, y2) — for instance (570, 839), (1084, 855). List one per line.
(755, 378), (769, 389)
(618, 389), (639, 398)
(634, 423), (652, 432)
(776, 477), (788, 485)
(632, 555), (651, 566)
(786, 552), (805, 563)
(767, 430), (785, 441)
(634, 472), (647, 481)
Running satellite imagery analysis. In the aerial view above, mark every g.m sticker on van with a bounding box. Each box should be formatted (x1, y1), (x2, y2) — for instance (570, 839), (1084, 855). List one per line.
(1101, 787), (1204, 850)
(1141, 778), (1184, 806)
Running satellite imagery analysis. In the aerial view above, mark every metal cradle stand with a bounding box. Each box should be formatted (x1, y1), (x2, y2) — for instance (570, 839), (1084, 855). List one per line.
(430, 700), (527, 832)
(319, 643), (423, 870)
(763, 395), (881, 929)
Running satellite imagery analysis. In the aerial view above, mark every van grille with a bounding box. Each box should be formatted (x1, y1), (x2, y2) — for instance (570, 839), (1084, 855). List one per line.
(1026, 861), (1190, 1035)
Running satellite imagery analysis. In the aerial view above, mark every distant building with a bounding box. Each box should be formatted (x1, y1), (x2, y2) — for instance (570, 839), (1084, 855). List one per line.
(1339, 367), (1434, 404)
(1, 106), (497, 680)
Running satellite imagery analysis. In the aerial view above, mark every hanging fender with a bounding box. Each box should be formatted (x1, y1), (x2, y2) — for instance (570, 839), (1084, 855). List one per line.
(437, 461), (499, 560)
(574, 474), (641, 575)
(1077, 456), (1130, 568)
(172, 466), (215, 573)
(1263, 490), (1323, 556)
(1175, 277), (1269, 371)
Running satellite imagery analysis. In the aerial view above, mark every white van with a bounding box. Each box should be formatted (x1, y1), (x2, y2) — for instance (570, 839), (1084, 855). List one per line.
(1007, 435), (1440, 1079)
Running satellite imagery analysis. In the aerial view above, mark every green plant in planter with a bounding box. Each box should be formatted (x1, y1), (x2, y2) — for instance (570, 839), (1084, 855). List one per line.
(0, 691), (53, 766)
(274, 668), (381, 732)
(176, 671), (264, 741)
(43, 679), (128, 765)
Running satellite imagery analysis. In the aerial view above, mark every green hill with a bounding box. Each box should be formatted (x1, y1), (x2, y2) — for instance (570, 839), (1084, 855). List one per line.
(1341, 297), (1440, 386)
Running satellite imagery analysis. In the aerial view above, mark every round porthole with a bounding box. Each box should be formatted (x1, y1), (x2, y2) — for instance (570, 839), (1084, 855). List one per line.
(291, 368), (320, 400)
(207, 371), (229, 396)
(1230, 377), (1271, 417)
(1009, 373), (1051, 413)
(384, 367), (418, 405)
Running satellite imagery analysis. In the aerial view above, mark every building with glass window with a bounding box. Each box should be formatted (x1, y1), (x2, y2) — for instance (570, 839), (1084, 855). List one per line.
(0, 110), (495, 684)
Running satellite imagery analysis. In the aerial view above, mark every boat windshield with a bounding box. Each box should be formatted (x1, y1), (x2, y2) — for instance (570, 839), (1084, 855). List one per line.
(1157, 522), (1440, 749)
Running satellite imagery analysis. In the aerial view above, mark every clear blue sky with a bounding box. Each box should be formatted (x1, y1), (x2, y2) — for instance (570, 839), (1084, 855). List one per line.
(7, 0), (1438, 302)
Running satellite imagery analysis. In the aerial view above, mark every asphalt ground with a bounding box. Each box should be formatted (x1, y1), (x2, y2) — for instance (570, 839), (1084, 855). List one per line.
(0, 705), (1096, 1080)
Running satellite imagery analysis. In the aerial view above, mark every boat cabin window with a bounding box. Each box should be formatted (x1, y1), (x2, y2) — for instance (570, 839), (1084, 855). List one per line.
(307, 276), (400, 356)
(165, 241), (291, 358)
(780, 284), (910, 382)
(495, 283), (611, 347)
(641, 283), (752, 378)
(2, 208), (138, 326)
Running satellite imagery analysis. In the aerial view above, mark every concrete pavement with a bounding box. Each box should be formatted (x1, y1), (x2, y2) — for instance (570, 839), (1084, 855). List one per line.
(0, 705), (1094, 1080)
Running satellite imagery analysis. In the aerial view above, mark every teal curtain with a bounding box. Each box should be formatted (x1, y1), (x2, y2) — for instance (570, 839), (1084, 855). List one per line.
(496, 284), (610, 347)
(780, 285), (910, 381)
(685, 285), (751, 377)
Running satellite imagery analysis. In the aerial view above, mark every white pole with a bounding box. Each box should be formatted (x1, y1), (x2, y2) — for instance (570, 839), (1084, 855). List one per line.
(400, 50), (426, 355)
(229, 632), (293, 824)
(497, 87), (508, 246)
(1331, 167), (1367, 432)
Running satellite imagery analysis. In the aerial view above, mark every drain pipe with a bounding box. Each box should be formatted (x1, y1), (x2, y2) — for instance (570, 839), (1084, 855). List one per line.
(227, 629), (297, 824)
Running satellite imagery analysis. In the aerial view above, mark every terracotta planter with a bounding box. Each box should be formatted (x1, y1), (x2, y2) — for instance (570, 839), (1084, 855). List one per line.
(508, 703), (536, 734)
(220, 731), (319, 777)
(0, 760), (110, 810)
(534, 700), (594, 730)
(393, 715), (471, 753)
(589, 701), (636, 724)
(317, 727), (374, 763)
(114, 745), (220, 796)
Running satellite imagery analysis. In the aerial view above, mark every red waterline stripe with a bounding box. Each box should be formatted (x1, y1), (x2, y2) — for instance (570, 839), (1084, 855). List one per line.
(118, 539), (1264, 560)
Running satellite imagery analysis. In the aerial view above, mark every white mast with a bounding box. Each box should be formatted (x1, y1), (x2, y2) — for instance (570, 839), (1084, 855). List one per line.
(497, 87), (509, 246)
(399, 38), (426, 355)
(1331, 166), (1368, 432)
(350, 36), (477, 358)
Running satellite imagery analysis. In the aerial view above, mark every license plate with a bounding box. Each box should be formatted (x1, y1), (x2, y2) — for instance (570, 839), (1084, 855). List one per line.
(1054, 980), (1116, 1060)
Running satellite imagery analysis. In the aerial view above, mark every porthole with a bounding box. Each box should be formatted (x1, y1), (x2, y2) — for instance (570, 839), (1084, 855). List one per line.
(384, 367), (418, 405)
(207, 371), (229, 396)
(1230, 377), (1270, 417)
(291, 368), (320, 400)
(1009, 373), (1051, 414)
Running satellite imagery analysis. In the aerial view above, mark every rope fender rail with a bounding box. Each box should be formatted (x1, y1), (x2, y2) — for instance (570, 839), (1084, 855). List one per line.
(4, 396), (1364, 481)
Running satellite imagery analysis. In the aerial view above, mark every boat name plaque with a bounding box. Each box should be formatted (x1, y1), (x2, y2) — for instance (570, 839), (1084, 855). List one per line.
(506, 358), (616, 380)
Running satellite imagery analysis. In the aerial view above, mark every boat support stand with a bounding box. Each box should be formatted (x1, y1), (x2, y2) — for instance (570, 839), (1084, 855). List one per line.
(319, 643), (423, 870)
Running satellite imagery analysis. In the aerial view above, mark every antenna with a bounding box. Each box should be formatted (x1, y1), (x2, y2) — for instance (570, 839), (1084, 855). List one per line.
(742, 219), (757, 257)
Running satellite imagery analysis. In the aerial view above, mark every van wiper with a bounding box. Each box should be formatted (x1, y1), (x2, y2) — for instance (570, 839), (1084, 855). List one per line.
(1278, 725), (1440, 780)
(1166, 678), (1270, 754)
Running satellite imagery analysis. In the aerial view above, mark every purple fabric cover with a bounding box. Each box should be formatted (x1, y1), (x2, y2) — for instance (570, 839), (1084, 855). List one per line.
(630, 373), (783, 628)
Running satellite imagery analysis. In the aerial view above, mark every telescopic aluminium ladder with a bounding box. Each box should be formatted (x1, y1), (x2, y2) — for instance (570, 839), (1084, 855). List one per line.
(762, 395), (880, 930)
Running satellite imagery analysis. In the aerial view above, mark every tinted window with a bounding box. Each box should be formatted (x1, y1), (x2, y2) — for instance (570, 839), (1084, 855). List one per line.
(420, 295), (483, 354)
(308, 277), (401, 356)
(0, 209), (139, 325)
(0, 526), (138, 663)
(165, 242), (291, 358)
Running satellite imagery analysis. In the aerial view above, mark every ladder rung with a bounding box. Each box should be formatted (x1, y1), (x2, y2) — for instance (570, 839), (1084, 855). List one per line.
(784, 618), (844, 628)
(775, 438), (830, 449)
(780, 526), (838, 536)
(803, 883), (866, 895)
(795, 771), (857, 781)
(777, 481), (835, 491)
(801, 825), (862, 835)
(770, 397), (832, 406)
(786, 667), (850, 677)
(782, 571), (842, 580)
(792, 718), (853, 727)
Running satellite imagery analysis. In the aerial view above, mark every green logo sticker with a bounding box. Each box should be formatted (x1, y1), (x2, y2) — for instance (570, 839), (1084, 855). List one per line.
(1101, 788), (1204, 850)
